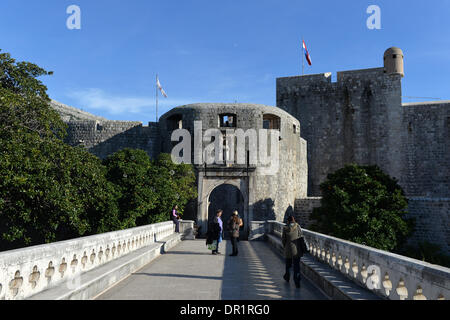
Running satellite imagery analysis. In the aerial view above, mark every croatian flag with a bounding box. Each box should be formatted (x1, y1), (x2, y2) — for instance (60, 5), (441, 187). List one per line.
(156, 77), (168, 98)
(303, 40), (312, 66)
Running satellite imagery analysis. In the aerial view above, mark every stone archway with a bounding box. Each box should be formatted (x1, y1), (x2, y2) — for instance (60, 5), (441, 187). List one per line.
(197, 175), (250, 239)
(208, 184), (245, 240)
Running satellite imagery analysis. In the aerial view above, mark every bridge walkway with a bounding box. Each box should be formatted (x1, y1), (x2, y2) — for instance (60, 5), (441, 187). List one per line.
(95, 239), (328, 300)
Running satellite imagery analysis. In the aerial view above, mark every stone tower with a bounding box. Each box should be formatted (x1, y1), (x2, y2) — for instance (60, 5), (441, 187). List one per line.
(276, 54), (403, 196)
(159, 103), (308, 238)
(384, 47), (404, 77)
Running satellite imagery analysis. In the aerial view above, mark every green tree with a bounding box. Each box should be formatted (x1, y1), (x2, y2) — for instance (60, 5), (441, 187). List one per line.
(103, 151), (197, 226)
(0, 123), (120, 250)
(103, 149), (157, 229)
(0, 50), (119, 250)
(399, 242), (450, 268)
(0, 50), (197, 251)
(148, 153), (197, 224)
(310, 164), (414, 251)
(0, 50), (66, 139)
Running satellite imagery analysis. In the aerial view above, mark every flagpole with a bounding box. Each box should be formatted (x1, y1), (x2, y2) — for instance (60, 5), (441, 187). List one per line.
(156, 74), (159, 122)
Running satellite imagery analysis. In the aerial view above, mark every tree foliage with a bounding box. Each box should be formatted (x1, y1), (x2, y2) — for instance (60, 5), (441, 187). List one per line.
(103, 149), (157, 229)
(103, 151), (197, 227)
(310, 164), (414, 252)
(0, 51), (197, 251)
(0, 50), (122, 250)
(0, 134), (120, 249)
(148, 153), (197, 224)
(0, 50), (65, 139)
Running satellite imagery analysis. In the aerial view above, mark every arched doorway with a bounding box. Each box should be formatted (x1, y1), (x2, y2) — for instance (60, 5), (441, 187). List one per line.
(208, 184), (245, 240)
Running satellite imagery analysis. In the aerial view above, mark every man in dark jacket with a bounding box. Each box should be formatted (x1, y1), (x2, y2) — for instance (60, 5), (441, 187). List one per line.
(206, 209), (223, 255)
(282, 216), (304, 288)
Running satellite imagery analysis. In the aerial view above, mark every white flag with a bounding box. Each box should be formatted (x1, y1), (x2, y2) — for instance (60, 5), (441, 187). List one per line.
(157, 77), (168, 98)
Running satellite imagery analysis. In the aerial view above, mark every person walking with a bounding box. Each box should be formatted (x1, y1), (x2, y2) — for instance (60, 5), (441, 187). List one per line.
(209, 209), (223, 255)
(282, 216), (304, 288)
(236, 212), (244, 242)
(171, 205), (180, 233)
(227, 211), (241, 256)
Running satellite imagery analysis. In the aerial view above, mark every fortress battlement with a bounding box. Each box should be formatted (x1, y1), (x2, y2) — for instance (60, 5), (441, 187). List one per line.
(50, 47), (449, 253)
(403, 100), (450, 107)
(277, 67), (398, 94)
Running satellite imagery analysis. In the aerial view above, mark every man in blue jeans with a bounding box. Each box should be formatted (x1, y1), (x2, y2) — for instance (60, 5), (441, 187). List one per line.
(212, 209), (223, 255)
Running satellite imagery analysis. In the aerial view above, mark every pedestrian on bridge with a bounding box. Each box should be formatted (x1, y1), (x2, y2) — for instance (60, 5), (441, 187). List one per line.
(282, 216), (304, 288)
(227, 211), (241, 256)
(171, 205), (180, 233)
(207, 209), (223, 255)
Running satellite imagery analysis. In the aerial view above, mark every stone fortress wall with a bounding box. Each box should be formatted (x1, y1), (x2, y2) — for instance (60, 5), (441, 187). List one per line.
(277, 68), (404, 196)
(159, 103), (308, 232)
(53, 47), (449, 252)
(276, 48), (449, 252)
(51, 100), (161, 160)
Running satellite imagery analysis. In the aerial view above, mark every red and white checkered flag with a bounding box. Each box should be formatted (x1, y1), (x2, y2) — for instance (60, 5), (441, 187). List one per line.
(156, 77), (168, 98)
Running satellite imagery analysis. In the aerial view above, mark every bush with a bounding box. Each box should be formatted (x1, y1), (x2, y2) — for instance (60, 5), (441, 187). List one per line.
(310, 164), (414, 252)
(398, 242), (450, 268)
(103, 151), (197, 226)
(103, 149), (157, 229)
(147, 153), (197, 224)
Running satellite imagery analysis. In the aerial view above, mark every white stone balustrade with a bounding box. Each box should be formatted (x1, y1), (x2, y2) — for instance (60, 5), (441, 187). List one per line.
(267, 221), (449, 300)
(0, 220), (194, 300)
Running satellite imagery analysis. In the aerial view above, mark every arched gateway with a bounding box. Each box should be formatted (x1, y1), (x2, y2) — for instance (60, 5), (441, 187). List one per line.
(199, 176), (250, 240)
(158, 103), (308, 238)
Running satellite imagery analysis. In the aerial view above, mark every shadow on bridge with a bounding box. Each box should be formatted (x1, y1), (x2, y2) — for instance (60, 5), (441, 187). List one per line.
(133, 273), (223, 281)
(95, 240), (328, 300)
(219, 241), (327, 300)
(164, 251), (214, 256)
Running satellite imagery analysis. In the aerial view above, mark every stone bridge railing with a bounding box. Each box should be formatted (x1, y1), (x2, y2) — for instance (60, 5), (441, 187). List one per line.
(0, 220), (194, 300)
(266, 221), (449, 300)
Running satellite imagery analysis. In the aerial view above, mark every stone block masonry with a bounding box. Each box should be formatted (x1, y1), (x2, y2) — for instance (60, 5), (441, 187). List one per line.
(64, 120), (161, 160)
(52, 101), (161, 160)
(277, 68), (404, 197)
(50, 100), (107, 122)
(159, 103), (308, 236)
(50, 47), (449, 254)
(294, 197), (321, 228)
(406, 198), (450, 254)
(402, 101), (450, 198)
(277, 65), (449, 253)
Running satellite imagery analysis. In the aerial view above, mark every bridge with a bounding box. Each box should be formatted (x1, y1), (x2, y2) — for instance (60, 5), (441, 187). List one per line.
(0, 220), (449, 300)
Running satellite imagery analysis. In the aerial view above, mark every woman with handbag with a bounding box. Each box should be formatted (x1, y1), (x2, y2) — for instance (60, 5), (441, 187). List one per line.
(281, 216), (304, 288)
(227, 211), (241, 256)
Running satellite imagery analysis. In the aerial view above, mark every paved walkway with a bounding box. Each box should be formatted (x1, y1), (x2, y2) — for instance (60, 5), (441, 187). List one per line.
(95, 240), (328, 300)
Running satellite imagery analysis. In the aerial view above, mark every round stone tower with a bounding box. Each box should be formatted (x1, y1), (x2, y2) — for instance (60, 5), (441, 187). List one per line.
(159, 103), (308, 239)
(384, 47), (404, 77)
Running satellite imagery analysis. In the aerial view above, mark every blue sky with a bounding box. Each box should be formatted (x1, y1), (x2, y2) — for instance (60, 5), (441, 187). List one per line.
(1, 0), (449, 123)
